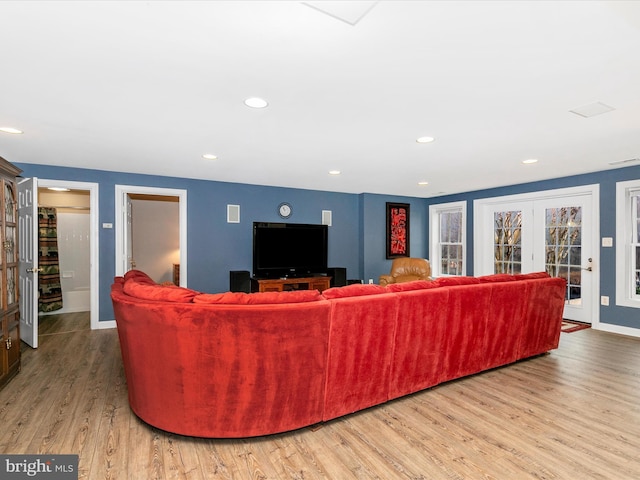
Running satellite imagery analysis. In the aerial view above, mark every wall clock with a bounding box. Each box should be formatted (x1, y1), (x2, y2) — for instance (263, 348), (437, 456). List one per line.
(278, 202), (292, 219)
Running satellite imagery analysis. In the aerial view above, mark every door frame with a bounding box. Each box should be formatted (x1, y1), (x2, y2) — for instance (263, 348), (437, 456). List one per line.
(473, 184), (600, 328)
(36, 179), (101, 330)
(115, 185), (187, 285)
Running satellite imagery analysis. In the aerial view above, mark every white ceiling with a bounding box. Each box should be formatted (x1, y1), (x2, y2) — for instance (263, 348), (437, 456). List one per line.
(1, 1), (640, 198)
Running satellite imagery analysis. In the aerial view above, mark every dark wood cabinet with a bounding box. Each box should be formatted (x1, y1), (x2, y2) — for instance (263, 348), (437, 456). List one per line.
(0, 156), (21, 389)
(251, 276), (332, 293)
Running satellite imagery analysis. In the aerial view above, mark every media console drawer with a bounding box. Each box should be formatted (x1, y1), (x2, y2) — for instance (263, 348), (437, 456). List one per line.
(251, 276), (332, 293)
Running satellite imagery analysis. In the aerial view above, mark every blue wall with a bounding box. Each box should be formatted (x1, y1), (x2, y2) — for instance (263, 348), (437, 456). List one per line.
(424, 164), (640, 330)
(360, 193), (429, 284)
(15, 161), (640, 331)
(16, 163), (363, 322)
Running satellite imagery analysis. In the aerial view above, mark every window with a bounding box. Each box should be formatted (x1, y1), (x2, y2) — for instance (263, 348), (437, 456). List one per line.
(429, 201), (466, 276)
(616, 180), (640, 307)
(493, 210), (522, 274)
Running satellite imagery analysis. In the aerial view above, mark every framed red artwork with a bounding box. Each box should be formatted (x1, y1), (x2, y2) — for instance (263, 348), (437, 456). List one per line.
(386, 202), (410, 259)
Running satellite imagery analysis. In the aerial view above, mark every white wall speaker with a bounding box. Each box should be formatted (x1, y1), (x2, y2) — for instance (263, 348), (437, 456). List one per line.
(227, 204), (240, 223)
(322, 210), (332, 226)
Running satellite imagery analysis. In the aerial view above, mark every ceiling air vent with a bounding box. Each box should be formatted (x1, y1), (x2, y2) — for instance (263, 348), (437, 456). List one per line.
(608, 158), (640, 166)
(569, 102), (615, 118)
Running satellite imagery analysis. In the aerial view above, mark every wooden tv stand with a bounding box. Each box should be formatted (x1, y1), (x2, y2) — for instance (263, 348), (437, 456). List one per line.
(251, 276), (332, 293)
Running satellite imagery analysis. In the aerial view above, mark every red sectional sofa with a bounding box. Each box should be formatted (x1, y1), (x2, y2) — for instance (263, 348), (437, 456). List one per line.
(111, 270), (566, 438)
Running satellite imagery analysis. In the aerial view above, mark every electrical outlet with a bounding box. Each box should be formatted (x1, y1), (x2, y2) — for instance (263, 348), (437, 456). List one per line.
(368, 279), (374, 284)
(601, 296), (609, 306)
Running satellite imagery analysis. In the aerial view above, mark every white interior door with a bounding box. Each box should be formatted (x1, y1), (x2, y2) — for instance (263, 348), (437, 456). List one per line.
(126, 194), (135, 271)
(18, 177), (39, 348)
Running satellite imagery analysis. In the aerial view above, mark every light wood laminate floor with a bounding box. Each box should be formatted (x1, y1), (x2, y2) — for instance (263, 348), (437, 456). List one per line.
(1, 314), (639, 479)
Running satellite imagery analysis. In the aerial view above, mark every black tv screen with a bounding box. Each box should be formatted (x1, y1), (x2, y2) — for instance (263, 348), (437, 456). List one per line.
(253, 222), (328, 278)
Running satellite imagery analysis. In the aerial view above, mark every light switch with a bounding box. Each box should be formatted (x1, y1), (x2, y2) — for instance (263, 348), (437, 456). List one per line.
(602, 237), (613, 247)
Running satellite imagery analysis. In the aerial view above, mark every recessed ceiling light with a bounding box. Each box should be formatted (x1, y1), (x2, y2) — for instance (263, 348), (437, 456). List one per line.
(202, 154), (218, 160)
(522, 158), (538, 164)
(0, 127), (23, 134)
(416, 136), (435, 144)
(418, 181), (429, 186)
(47, 187), (70, 192)
(328, 170), (341, 175)
(244, 97), (268, 108)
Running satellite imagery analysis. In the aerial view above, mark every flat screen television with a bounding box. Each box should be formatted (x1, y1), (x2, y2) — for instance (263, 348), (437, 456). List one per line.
(252, 222), (328, 278)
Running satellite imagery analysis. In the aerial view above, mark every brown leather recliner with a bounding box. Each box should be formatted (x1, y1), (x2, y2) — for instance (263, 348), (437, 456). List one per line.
(379, 257), (432, 286)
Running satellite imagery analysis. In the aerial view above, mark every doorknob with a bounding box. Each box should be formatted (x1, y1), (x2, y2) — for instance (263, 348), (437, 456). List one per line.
(582, 258), (593, 272)
(26, 267), (43, 273)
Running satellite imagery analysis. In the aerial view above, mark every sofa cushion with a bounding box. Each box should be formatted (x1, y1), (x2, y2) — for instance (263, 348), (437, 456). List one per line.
(322, 283), (387, 299)
(514, 272), (550, 280)
(123, 280), (200, 303)
(385, 280), (438, 292)
(193, 289), (322, 304)
(476, 273), (516, 283)
(124, 269), (156, 285)
(434, 276), (481, 287)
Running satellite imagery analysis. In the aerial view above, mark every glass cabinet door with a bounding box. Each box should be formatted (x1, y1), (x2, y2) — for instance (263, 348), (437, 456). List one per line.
(3, 180), (17, 307)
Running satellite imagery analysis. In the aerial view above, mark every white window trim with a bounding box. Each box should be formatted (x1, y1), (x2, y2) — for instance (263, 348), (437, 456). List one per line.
(429, 201), (466, 277)
(616, 179), (640, 308)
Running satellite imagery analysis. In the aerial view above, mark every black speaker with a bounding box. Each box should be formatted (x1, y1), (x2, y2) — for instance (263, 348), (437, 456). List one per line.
(326, 267), (347, 287)
(229, 270), (251, 293)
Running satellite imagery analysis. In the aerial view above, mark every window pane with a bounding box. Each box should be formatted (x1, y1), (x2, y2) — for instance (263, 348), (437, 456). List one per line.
(512, 246), (521, 263)
(451, 212), (462, 243)
(546, 227), (555, 245)
(440, 214), (449, 242)
(570, 227), (581, 245)
(569, 246), (581, 266)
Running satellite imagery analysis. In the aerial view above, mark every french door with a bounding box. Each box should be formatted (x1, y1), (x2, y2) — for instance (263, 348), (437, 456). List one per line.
(475, 186), (598, 324)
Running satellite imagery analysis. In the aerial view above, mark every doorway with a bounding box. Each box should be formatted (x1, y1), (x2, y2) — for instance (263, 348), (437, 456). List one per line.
(38, 187), (91, 314)
(18, 178), (99, 348)
(115, 185), (187, 284)
(129, 194), (180, 283)
(474, 185), (600, 325)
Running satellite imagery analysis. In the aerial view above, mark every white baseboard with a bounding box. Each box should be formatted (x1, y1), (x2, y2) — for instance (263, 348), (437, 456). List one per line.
(593, 322), (640, 338)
